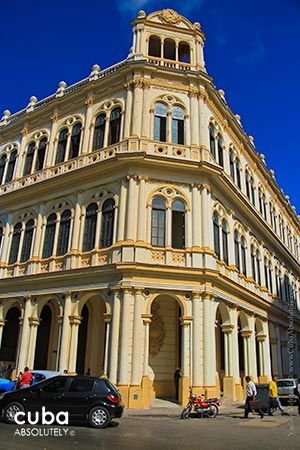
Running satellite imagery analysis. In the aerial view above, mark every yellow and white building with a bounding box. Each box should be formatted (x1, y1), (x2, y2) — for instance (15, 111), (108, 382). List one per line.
(0, 9), (299, 407)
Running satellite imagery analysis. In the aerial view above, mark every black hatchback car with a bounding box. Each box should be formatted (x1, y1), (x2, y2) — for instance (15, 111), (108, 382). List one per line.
(0, 376), (123, 428)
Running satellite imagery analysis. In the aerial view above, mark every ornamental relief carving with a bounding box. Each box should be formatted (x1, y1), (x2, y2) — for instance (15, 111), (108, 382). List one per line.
(149, 300), (165, 356)
(159, 9), (181, 25)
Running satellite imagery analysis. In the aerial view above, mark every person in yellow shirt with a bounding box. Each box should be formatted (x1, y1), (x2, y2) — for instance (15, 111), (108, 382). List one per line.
(268, 376), (289, 416)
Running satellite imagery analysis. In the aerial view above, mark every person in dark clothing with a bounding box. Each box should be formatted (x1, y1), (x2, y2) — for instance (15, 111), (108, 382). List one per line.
(173, 368), (181, 401)
(244, 376), (264, 419)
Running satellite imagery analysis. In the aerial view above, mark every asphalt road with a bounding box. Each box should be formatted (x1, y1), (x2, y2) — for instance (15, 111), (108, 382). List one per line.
(0, 412), (299, 450)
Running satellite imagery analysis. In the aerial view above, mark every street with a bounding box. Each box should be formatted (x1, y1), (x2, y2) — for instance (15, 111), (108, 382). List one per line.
(0, 410), (299, 450)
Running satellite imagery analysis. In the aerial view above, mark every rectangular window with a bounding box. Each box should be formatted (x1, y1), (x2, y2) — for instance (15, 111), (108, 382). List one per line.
(151, 209), (165, 247)
(172, 211), (185, 249)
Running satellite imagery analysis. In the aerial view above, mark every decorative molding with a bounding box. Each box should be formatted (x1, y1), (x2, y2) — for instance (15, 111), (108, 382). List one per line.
(159, 9), (181, 25)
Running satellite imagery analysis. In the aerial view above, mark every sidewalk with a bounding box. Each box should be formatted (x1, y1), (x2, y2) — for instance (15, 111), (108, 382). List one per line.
(124, 398), (297, 418)
(124, 398), (243, 418)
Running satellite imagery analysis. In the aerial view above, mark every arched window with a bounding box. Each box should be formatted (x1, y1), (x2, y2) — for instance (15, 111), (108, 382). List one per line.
(0, 226), (3, 250)
(100, 199), (115, 248)
(0, 154), (7, 184)
(69, 123), (82, 159)
(250, 177), (255, 206)
(92, 113), (106, 151)
(172, 106), (184, 145)
(236, 158), (241, 188)
(234, 230), (240, 271)
(82, 203), (98, 251)
(35, 137), (47, 172)
(148, 35), (161, 57)
(57, 210), (71, 256)
(245, 170), (250, 200)
(241, 236), (247, 276)
(229, 150), (235, 180)
(269, 263), (273, 293)
(251, 245), (256, 282)
(42, 213), (57, 258)
(213, 211), (220, 259)
(23, 142), (35, 176)
(222, 220), (228, 264)
(178, 42), (190, 63)
(256, 250), (261, 285)
(108, 108), (121, 145)
(154, 102), (167, 142)
(217, 136), (224, 167)
(164, 38), (176, 60)
(9, 222), (22, 264)
(171, 199), (185, 249)
(151, 197), (166, 247)
(5, 150), (17, 183)
(209, 124), (216, 158)
(56, 128), (68, 164)
(264, 258), (269, 290)
(20, 219), (34, 262)
(258, 188), (263, 214)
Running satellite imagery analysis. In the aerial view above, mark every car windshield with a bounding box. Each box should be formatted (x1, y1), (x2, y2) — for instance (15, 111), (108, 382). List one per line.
(277, 380), (294, 387)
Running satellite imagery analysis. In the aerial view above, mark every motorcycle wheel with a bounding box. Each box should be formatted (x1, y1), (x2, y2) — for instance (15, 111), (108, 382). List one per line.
(207, 404), (218, 418)
(181, 406), (191, 419)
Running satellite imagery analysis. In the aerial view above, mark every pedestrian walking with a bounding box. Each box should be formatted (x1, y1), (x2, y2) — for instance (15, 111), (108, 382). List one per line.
(268, 376), (289, 416)
(19, 367), (33, 389)
(243, 375), (264, 419)
(295, 380), (300, 416)
(173, 367), (181, 401)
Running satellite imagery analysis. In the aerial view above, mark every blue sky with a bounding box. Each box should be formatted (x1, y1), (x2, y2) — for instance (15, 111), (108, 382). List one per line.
(1, 0), (299, 214)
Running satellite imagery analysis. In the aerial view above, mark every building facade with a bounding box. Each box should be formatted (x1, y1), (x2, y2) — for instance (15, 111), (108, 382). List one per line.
(0, 9), (299, 407)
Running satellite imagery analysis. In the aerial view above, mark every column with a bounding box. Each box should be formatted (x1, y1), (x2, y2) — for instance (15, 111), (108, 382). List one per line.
(257, 338), (264, 376)
(131, 79), (143, 137)
(116, 178), (127, 242)
(262, 322), (272, 379)
(109, 290), (121, 383)
(247, 316), (258, 380)
(59, 293), (72, 372)
(17, 297), (32, 371)
(103, 314), (111, 377)
(0, 320), (5, 350)
(275, 325), (283, 377)
(81, 96), (94, 154)
(192, 293), (202, 386)
(123, 83), (133, 138)
(118, 289), (133, 385)
(1, 221), (11, 264)
(181, 319), (190, 377)
(31, 209), (44, 258)
(201, 184), (213, 250)
(191, 185), (201, 248)
(203, 295), (216, 386)
(166, 207), (172, 247)
(70, 200), (82, 252)
(27, 317), (40, 369)
(15, 127), (29, 178)
(198, 94), (209, 150)
(136, 177), (147, 242)
(68, 316), (81, 373)
(230, 308), (240, 382)
(45, 113), (59, 167)
(242, 332), (250, 375)
(189, 91), (199, 146)
(143, 317), (151, 375)
(131, 289), (144, 385)
(141, 81), (150, 138)
(227, 215), (235, 266)
(125, 176), (138, 241)
(222, 329), (229, 376)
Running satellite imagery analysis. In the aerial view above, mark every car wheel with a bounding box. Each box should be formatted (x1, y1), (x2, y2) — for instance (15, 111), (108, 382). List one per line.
(4, 402), (25, 424)
(88, 406), (111, 428)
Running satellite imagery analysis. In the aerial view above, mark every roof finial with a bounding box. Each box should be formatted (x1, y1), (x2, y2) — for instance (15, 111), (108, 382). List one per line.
(56, 81), (67, 97)
(89, 64), (101, 81)
(26, 96), (38, 112)
(0, 109), (11, 127)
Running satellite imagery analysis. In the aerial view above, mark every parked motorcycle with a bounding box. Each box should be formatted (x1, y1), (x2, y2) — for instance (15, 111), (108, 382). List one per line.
(181, 387), (220, 419)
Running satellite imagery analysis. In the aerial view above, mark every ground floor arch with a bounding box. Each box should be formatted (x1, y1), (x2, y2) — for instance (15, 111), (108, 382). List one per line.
(0, 306), (20, 365)
(148, 295), (182, 400)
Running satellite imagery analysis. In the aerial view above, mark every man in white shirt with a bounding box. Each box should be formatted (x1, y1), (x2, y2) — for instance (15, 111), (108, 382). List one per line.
(244, 375), (264, 418)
